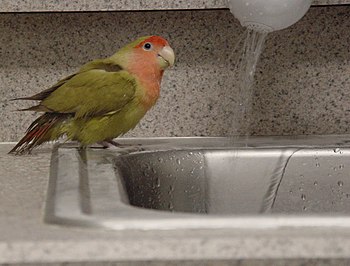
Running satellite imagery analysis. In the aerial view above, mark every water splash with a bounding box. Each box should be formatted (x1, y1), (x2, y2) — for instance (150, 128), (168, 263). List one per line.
(260, 149), (299, 213)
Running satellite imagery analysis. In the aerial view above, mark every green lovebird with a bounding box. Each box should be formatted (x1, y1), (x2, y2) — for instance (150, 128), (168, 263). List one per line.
(10, 35), (175, 154)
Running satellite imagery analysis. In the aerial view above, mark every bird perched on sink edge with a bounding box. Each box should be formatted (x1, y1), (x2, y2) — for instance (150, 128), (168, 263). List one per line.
(9, 35), (175, 155)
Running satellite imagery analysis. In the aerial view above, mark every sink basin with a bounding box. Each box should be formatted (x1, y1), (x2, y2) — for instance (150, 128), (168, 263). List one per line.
(45, 136), (350, 230)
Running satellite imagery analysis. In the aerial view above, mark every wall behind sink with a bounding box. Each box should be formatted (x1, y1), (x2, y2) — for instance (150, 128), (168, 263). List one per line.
(1, 6), (350, 142)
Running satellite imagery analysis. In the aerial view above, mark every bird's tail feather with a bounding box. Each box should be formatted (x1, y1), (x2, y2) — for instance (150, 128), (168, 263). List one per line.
(9, 113), (68, 155)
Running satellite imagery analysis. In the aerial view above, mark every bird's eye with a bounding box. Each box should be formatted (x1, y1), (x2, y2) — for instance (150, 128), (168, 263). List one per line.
(143, 42), (152, 50)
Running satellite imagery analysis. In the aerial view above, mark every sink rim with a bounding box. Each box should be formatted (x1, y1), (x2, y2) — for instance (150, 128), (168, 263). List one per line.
(45, 135), (350, 231)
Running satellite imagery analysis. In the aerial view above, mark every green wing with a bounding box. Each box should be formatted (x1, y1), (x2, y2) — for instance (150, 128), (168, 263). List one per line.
(40, 60), (137, 119)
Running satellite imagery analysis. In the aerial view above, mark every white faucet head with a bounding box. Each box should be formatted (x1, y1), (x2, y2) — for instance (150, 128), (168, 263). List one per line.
(228, 0), (312, 32)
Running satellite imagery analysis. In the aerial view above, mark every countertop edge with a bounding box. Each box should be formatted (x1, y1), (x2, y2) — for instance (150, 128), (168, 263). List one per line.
(1, 234), (350, 264)
(0, 1), (349, 13)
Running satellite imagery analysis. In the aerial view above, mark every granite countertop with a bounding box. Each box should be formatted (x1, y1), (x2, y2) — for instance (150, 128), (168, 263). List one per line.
(0, 0), (349, 12)
(1, 143), (350, 265)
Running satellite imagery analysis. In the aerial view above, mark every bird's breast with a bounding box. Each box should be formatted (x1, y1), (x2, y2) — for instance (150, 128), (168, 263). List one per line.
(128, 56), (164, 110)
(136, 70), (163, 110)
(141, 81), (160, 109)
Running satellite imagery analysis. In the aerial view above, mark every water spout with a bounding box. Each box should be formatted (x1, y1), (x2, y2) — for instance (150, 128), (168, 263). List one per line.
(228, 0), (312, 32)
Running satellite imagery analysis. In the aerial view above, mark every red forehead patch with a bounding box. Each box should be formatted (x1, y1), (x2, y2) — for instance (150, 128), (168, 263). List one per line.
(136, 36), (169, 48)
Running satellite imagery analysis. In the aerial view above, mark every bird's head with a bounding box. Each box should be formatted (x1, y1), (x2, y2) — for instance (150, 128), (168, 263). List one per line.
(115, 35), (175, 72)
(133, 36), (175, 70)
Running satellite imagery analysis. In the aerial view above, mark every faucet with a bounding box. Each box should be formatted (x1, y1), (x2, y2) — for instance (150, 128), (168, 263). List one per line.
(228, 0), (312, 32)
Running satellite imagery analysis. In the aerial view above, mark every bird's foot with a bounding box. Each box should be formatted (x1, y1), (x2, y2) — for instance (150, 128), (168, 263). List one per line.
(96, 140), (144, 152)
(96, 141), (110, 149)
(106, 140), (122, 147)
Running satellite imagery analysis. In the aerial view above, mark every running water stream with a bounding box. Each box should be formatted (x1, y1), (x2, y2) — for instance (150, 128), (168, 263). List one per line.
(235, 28), (268, 135)
(234, 28), (296, 213)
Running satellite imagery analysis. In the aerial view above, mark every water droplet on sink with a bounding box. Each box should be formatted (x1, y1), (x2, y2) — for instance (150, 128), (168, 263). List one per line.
(339, 164), (344, 169)
(168, 202), (174, 211)
(338, 181), (344, 187)
(315, 162), (320, 167)
(158, 157), (163, 163)
(176, 158), (181, 165)
(156, 178), (161, 187)
(314, 181), (318, 186)
(334, 148), (341, 153)
(301, 194), (306, 200)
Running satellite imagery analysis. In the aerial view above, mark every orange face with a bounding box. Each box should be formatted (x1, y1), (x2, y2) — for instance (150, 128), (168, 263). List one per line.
(134, 36), (175, 70)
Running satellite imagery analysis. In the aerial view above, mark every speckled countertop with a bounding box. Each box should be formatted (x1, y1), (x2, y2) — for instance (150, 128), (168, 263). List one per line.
(1, 142), (350, 265)
(0, 0), (349, 12)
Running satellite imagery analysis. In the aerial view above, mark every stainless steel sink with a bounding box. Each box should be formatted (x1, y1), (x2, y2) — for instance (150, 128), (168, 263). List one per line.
(45, 136), (350, 230)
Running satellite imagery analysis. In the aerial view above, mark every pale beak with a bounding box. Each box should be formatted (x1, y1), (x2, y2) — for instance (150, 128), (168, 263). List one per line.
(158, 46), (175, 67)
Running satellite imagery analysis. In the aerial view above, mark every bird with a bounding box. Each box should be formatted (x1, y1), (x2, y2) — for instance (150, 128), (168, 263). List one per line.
(9, 35), (175, 155)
